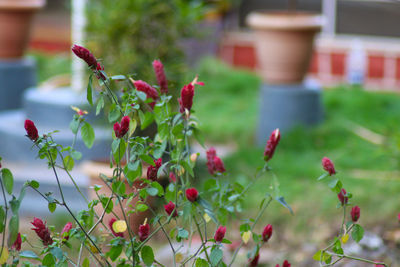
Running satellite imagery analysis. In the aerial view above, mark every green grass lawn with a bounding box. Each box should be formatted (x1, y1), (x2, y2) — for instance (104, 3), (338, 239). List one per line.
(193, 58), (400, 239)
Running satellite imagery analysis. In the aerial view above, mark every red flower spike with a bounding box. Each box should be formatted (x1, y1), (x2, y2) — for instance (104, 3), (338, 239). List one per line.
(164, 201), (178, 217)
(60, 222), (73, 241)
(282, 260), (291, 267)
(264, 129), (280, 162)
(214, 226), (226, 242)
(262, 224), (273, 242)
(133, 80), (159, 108)
(185, 188), (199, 202)
(152, 60), (168, 94)
(71, 44), (97, 68)
(109, 218), (124, 237)
(24, 119), (39, 141)
(147, 158), (162, 181)
(351, 206), (360, 222)
(31, 217), (53, 246)
(12, 233), (22, 251)
(169, 172), (177, 183)
(114, 116), (130, 138)
(179, 83), (194, 113)
(322, 157), (336, 175)
(338, 188), (348, 205)
(249, 253), (260, 267)
(213, 156), (226, 173)
(138, 223), (150, 242)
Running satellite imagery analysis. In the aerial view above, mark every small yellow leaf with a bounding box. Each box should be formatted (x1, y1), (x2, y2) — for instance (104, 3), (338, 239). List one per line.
(112, 220), (127, 233)
(88, 243), (99, 254)
(242, 231), (252, 244)
(0, 247), (9, 264)
(175, 253), (184, 263)
(341, 234), (349, 244)
(203, 213), (211, 223)
(177, 166), (185, 176)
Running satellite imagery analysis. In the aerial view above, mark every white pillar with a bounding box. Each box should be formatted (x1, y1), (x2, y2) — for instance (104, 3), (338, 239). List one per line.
(322, 0), (337, 36)
(71, 0), (87, 92)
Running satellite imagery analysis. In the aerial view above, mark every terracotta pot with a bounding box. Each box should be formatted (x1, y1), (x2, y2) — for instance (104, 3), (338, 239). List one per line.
(247, 11), (323, 84)
(0, 0), (45, 58)
(82, 161), (154, 234)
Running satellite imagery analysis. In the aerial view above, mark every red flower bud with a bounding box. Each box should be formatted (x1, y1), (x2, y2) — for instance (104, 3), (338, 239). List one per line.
(24, 119), (39, 141)
(249, 253), (260, 267)
(133, 80), (159, 108)
(61, 222), (73, 241)
(351, 206), (360, 222)
(214, 226), (226, 242)
(282, 260), (291, 267)
(185, 188), (198, 202)
(31, 217), (53, 246)
(322, 157), (336, 175)
(164, 201), (178, 217)
(338, 188), (348, 205)
(109, 218), (124, 237)
(169, 172), (177, 183)
(152, 60), (168, 94)
(206, 148), (226, 175)
(114, 116), (130, 138)
(179, 83), (194, 113)
(71, 44), (97, 68)
(264, 129), (280, 162)
(12, 233), (22, 251)
(138, 223), (150, 242)
(147, 158), (162, 181)
(262, 224), (273, 242)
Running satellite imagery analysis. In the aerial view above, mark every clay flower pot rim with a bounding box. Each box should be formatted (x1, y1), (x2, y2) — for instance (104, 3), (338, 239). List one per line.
(247, 10), (324, 31)
(0, 0), (45, 10)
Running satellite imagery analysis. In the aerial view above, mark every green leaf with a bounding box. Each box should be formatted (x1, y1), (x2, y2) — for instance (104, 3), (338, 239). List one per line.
(1, 168), (13, 194)
(351, 224), (364, 243)
(210, 247), (223, 267)
(317, 173), (328, 181)
(63, 155), (75, 171)
(113, 139), (126, 164)
(0, 206), (4, 233)
(48, 202), (56, 213)
(107, 245), (123, 262)
(8, 215), (19, 246)
(108, 104), (120, 123)
(81, 122), (95, 149)
(19, 250), (40, 260)
(50, 247), (64, 261)
(29, 180), (40, 189)
(195, 258), (210, 267)
(146, 187), (158, 196)
(177, 228), (189, 239)
(140, 112), (154, 130)
(96, 96), (104, 115)
(42, 253), (56, 267)
(193, 128), (205, 147)
(275, 196), (293, 215)
(141, 246), (154, 266)
(71, 150), (82, 160)
(82, 258), (90, 267)
(136, 203), (148, 212)
(140, 154), (155, 166)
(150, 182), (164, 197)
(69, 116), (80, 134)
(87, 74), (93, 105)
(110, 75), (126, 80)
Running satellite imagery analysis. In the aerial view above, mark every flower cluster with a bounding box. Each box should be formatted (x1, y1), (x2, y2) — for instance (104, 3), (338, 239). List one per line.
(264, 129), (280, 162)
(152, 60), (168, 94)
(114, 116), (130, 138)
(147, 158), (162, 181)
(24, 119), (39, 141)
(206, 147), (226, 175)
(31, 217), (53, 246)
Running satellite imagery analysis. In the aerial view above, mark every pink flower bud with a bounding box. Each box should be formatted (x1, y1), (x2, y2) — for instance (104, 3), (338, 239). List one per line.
(179, 83), (194, 113)
(214, 226), (226, 242)
(109, 218), (124, 237)
(12, 233), (22, 251)
(262, 224), (273, 242)
(24, 119), (39, 141)
(249, 253), (260, 267)
(31, 217), (53, 246)
(138, 223), (150, 242)
(351, 206), (360, 222)
(338, 188), (348, 205)
(164, 201), (178, 217)
(152, 60), (168, 94)
(282, 260), (291, 267)
(213, 156), (226, 173)
(322, 157), (336, 175)
(60, 222), (73, 241)
(264, 129), (280, 162)
(147, 158), (162, 181)
(206, 148), (226, 175)
(71, 44), (97, 68)
(185, 188), (198, 202)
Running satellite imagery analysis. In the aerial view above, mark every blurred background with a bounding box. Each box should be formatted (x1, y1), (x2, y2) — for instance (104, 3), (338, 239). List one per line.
(1, 0), (400, 266)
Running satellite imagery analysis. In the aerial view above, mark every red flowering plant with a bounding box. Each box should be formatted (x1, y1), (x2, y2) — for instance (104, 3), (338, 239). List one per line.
(0, 44), (388, 266)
